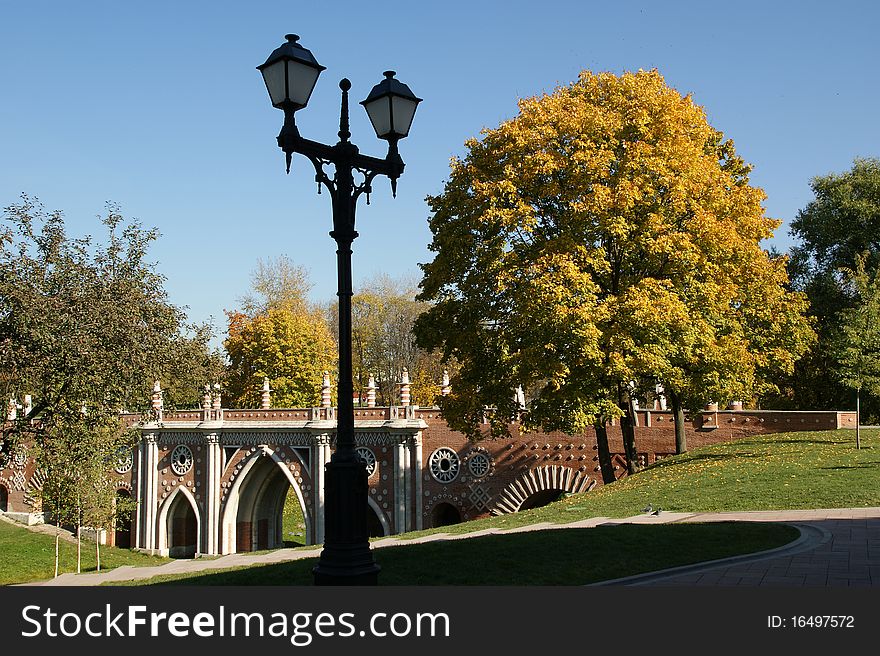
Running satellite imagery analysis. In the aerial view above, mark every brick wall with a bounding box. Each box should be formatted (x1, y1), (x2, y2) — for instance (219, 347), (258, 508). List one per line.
(413, 408), (856, 526)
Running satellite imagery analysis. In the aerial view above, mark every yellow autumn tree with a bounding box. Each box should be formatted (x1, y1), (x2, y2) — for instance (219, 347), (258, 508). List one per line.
(414, 70), (813, 482)
(224, 257), (336, 408)
(224, 307), (336, 408)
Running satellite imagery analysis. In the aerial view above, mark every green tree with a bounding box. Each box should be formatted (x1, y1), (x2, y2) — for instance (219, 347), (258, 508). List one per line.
(161, 326), (226, 409)
(784, 158), (880, 421)
(36, 415), (128, 574)
(830, 254), (880, 449)
(415, 70), (812, 481)
(0, 195), (211, 571)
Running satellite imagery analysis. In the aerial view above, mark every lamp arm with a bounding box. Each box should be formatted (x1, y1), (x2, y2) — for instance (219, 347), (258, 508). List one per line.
(287, 135), (404, 198)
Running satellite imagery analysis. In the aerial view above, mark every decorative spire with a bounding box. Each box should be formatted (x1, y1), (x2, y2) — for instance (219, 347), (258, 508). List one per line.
(202, 384), (212, 410)
(514, 385), (526, 410)
(151, 380), (162, 410)
(338, 78), (352, 143)
(321, 371), (332, 408)
(212, 383), (222, 410)
(261, 377), (272, 409)
(150, 381), (163, 422)
(399, 368), (411, 407)
(441, 370), (451, 397)
(366, 373), (377, 408)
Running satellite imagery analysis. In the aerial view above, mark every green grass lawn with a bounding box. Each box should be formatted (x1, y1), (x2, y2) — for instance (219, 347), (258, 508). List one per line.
(0, 520), (170, 586)
(282, 487), (307, 547)
(111, 522), (800, 586)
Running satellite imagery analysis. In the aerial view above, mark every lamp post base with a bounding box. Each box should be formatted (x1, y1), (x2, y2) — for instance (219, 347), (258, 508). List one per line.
(313, 546), (381, 586)
(312, 457), (380, 586)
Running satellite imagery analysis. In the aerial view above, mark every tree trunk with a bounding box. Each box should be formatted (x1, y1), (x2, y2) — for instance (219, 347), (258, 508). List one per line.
(54, 530), (59, 578)
(669, 389), (687, 454)
(618, 385), (639, 475)
(76, 501), (81, 574)
(96, 531), (101, 572)
(856, 387), (861, 450)
(594, 421), (616, 484)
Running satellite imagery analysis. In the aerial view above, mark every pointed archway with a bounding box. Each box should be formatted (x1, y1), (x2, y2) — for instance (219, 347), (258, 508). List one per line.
(366, 497), (391, 537)
(157, 486), (201, 558)
(220, 448), (311, 554)
(114, 488), (132, 548)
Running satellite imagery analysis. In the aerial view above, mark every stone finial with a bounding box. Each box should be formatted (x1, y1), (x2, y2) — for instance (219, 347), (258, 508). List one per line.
(151, 381), (163, 418)
(23, 394), (32, 417)
(441, 370), (451, 397)
(321, 371), (332, 408)
(654, 383), (667, 411)
(150, 380), (162, 412)
(399, 368), (411, 407)
(202, 384), (212, 410)
(7, 397), (17, 421)
(261, 378), (272, 409)
(514, 385), (526, 410)
(212, 383), (222, 410)
(727, 400), (743, 411)
(366, 373), (377, 408)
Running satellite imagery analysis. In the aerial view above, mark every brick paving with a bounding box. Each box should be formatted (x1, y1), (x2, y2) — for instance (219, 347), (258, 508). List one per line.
(594, 508), (880, 586)
(19, 507), (880, 587)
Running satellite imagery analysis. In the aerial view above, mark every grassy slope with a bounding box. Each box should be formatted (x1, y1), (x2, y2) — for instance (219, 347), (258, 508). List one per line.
(0, 520), (169, 586)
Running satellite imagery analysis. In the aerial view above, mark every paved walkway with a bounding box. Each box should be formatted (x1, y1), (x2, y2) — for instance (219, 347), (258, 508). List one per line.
(20, 507), (880, 587)
(592, 507), (880, 586)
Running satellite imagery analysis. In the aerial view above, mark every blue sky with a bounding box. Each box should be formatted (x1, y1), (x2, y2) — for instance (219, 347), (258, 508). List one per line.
(2, 1), (878, 344)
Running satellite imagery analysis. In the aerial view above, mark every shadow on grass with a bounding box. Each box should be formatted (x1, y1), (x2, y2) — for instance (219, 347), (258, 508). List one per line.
(818, 463), (880, 470)
(777, 439), (852, 446)
(647, 452), (764, 470)
(120, 522), (799, 587)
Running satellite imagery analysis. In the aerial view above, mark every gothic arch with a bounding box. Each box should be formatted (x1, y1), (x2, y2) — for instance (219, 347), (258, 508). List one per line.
(367, 497), (391, 537)
(114, 488), (133, 548)
(491, 465), (597, 515)
(156, 485), (201, 557)
(219, 447), (311, 554)
(430, 502), (462, 528)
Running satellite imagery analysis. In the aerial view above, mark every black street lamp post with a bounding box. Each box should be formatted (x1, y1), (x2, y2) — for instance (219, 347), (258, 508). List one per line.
(258, 34), (421, 585)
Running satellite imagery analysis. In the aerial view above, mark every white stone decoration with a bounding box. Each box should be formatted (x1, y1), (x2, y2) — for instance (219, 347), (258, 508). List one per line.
(468, 484), (492, 510)
(11, 470), (27, 491)
(170, 445), (194, 476)
(12, 447), (27, 470)
(114, 447), (134, 474)
(490, 465), (597, 515)
(356, 447), (377, 477)
(429, 447), (460, 483)
(468, 452), (491, 478)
